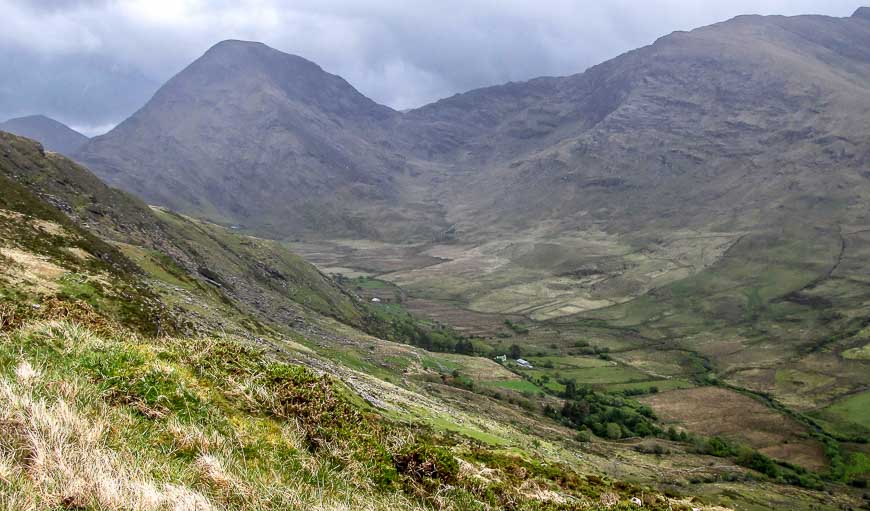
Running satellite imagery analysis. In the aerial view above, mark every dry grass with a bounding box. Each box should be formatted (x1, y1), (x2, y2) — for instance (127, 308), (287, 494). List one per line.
(641, 387), (827, 470)
(0, 323), (430, 511)
(31, 219), (67, 237)
(0, 359), (215, 510)
(0, 247), (65, 293)
(0, 302), (24, 331)
(0, 318), (734, 511)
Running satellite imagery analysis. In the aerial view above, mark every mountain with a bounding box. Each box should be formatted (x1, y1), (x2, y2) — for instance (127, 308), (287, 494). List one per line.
(1, 115), (88, 155)
(78, 11), (870, 245)
(392, 8), (870, 243)
(77, 40), (446, 241)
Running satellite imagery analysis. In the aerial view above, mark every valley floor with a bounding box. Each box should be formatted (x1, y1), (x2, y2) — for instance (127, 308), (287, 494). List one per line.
(286, 229), (870, 503)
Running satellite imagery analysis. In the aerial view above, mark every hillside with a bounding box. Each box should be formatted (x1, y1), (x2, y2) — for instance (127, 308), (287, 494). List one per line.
(0, 130), (365, 332)
(417, 11), (870, 240)
(6, 118), (867, 509)
(0, 115), (88, 155)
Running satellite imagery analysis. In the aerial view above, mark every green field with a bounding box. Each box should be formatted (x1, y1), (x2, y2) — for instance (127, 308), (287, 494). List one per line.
(512, 354), (655, 392)
(528, 355), (611, 369)
(813, 390), (870, 438)
(482, 379), (544, 394)
(556, 365), (651, 385)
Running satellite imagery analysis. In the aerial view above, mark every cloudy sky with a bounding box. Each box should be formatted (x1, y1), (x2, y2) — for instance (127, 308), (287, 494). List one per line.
(0, 0), (861, 135)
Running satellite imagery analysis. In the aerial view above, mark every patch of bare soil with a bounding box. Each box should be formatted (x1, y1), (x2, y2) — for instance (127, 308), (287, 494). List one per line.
(0, 209), (24, 221)
(65, 247), (93, 260)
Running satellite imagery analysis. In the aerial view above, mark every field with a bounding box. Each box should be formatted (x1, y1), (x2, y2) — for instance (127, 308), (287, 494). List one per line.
(372, 231), (741, 321)
(812, 390), (870, 438)
(641, 387), (829, 470)
(481, 378), (544, 394)
(403, 297), (523, 337)
(521, 360), (651, 387)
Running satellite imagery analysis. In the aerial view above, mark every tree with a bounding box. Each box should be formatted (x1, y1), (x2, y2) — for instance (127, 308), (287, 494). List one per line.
(605, 422), (622, 440)
(508, 344), (522, 359)
(563, 379), (577, 399)
(454, 339), (474, 355)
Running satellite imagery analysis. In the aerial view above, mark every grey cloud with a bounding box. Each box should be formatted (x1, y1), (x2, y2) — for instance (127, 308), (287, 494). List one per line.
(0, 0), (861, 131)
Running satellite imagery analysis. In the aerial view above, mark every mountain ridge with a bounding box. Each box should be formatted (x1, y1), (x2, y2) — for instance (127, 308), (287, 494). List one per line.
(1, 114), (88, 155)
(77, 10), (870, 243)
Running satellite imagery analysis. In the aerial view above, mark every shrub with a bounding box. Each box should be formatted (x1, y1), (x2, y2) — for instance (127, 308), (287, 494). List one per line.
(605, 422), (622, 440)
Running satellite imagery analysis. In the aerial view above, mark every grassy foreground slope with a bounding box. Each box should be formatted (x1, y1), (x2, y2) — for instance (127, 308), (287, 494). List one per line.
(3, 131), (868, 509)
(1, 318), (680, 510)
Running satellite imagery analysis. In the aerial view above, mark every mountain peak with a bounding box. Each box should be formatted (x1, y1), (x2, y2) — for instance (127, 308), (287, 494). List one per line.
(161, 40), (394, 120)
(853, 6), (870, 19)
(6, 114), (61, 125)
(0, 114), (88, 155)
(199, 39), (318, 69)
(210, 39), (267, 49)
(202, 39), (276, 59)
(17, 114), (52, 122)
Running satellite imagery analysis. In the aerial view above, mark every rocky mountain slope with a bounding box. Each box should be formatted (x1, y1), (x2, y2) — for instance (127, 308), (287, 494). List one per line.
(408, 10), (870, 239)
(0, 115), (88, 155)
(77, 40), (445, 241)
(78, 9), (870, 245)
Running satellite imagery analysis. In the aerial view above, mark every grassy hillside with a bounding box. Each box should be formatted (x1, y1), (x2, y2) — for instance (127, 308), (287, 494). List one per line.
(0, 131), (365, 329)
(0, 317), (685, 510)
(2, 130), (868, 509)
(0, 171), (170, 336)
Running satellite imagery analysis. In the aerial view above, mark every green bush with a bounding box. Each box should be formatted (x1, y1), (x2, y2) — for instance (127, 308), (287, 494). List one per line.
(605, 422), (623, 440)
